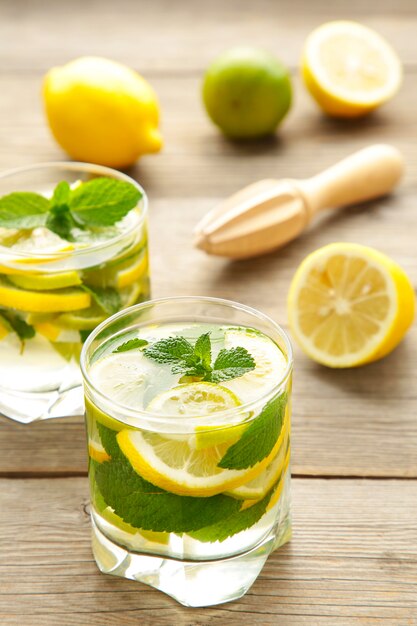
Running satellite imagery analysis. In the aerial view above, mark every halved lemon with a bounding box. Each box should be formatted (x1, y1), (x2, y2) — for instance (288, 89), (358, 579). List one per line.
(288, 243), (415, 367)
(302, 21), (402, 117)
(221, 327), (288, 402)
(0, 279), (91, 313)
(8, 271), (81, 291)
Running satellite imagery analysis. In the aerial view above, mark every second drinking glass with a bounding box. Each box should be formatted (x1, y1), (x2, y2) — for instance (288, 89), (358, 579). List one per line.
(0, 162), (150, 423)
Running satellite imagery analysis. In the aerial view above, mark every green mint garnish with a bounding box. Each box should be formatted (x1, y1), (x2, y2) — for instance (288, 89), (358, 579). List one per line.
(82, 285), (121, 315)
(114, 338), (149, 353)
(0, 311), (35, 353)
(0, 192), (49, 229)
(218, 392), (288, 470)
(0, 177), (141, 241)
(190, 481), (277, 543)
(143, 332), (255, 383)
(93, 424), (242, 534)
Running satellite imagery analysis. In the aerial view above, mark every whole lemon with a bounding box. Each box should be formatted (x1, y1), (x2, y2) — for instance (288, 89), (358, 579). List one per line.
(43, 56), (163, 168)
(202, 47), (292, 139)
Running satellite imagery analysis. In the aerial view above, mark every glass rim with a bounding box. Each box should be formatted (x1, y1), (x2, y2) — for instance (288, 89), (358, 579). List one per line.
(0, 161), (148, 259)
(80, 296), (293, 427)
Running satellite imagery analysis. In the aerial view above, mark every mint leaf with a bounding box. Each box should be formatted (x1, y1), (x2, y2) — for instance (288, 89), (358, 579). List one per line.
(191, 483), (276, 543)
(80, 329), (92, 343)
(207, 346), (255, 383)
(218, 393), (287, 470)
(96, 422), (124, 459)
(144, 336), (194, 367)
(52, 181), (71, 207)
(82, 285), (121, 315)
(0, 192), (49, 229)
(46, 204), (75, 241)
(70, 178), (141, 227)
(1, 311), (35, 341)
(114, 338), (149, 353)
(144, 332), (256, 384)
(193, 332), (212, 370)
(94, 455), (241, 533)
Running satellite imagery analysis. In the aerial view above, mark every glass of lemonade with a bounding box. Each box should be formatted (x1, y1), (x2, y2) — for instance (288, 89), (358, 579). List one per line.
(0, 163), (149, 423)
(81, 297), (292, 607)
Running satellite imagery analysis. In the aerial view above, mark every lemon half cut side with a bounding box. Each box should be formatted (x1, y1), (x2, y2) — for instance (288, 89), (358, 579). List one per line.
(288, 243), (415, 368)
(302, 21), (402, 117)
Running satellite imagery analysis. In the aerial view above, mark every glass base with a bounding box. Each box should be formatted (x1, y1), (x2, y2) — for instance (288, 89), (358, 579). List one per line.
(91, 514), (292, 608)
(0, 377), (84, 423)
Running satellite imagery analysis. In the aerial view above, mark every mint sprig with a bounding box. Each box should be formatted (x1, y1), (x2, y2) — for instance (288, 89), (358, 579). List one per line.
(0, 177), (141, 241)
(218, 392), (288, 470)
(114, 338), (149, 353)
(143, 332), (255, 383)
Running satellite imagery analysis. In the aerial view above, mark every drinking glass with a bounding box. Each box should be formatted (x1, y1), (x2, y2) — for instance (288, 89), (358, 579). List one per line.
(81, 297), (292, 607)
(0, 162), (149, 423)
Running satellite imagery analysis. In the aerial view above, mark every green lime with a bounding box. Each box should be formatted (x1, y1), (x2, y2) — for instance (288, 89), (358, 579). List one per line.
(202, 47), (292, 139)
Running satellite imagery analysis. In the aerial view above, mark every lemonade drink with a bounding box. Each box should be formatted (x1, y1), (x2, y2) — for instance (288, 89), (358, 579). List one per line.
(81, 298), (292, 607)
(0, 163), (149, 422)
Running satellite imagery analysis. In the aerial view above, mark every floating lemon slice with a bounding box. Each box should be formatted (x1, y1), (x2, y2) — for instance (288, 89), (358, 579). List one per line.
(8, 271), (81, 291)
(288, 243), (415, 367)
(0, 279), (91, 313)
(147, 382), (247, 450)
(302, 21), (402, 118)
(4, 228), (75, 264)
(89, 351), (156, 409)
(117, 382), (281, 497)
(221, 327), (288, 402)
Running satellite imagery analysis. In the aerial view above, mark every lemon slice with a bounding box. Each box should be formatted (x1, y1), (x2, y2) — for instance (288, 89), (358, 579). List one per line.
(288, 243), (415, 367)
(4, 228), (75, 264)
(0, 278), (91, 313)
(117, 424), (281, 497)
(34, 319), (80, 343)
(8, 271), (81, 291)
(147, 382), (246, 449)
(88, 435), (111, 464)
(115, 252), (148, 288)
(120, 282), (143, 308)
(225, 420), (289, 500)
(302, 21), (402, 117)
(117, 382), (281, 497)
(221, 327), (288, 402)
(266, 447), (291, 512)
(57, 306), (106, 330)
(89, 351), (156, 408)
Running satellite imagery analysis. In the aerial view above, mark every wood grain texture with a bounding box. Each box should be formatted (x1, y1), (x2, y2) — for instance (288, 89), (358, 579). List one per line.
(0, 72), (416, 476)
(0, 0), (416, 621)
(0, 477), (416, 625)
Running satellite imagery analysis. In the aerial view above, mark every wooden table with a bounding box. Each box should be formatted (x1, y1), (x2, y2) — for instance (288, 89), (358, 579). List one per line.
(1, 1), (416, 623)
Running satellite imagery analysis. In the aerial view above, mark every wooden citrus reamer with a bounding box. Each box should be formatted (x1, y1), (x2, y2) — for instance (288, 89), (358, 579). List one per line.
(194, 144), (404, 259)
